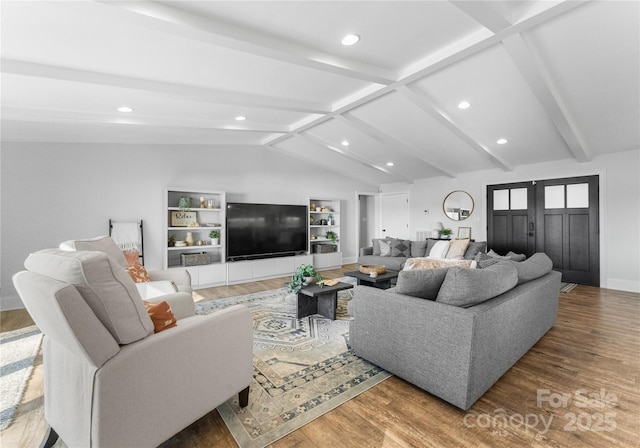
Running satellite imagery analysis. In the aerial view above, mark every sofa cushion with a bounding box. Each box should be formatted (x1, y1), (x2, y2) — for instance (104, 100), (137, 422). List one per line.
(389, 238), (411, 257)
(410, 240), (428, 258)
(25, 249), (154, 344)
(509, 252), (553, 285)
(395, 268), (449, 300)
(464, 241), (487, 260)
(429, 241), (450, 259)
(357, 255), (407, 271)
(446, 239), (470, 260)
(436, 262), (518, 307)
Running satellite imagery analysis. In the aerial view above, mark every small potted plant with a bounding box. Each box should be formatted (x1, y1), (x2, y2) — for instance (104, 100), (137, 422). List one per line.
(168, 235), (176, 247)
(209, 229), (220, 245)
(326, 230), (338, 244)
(438, 228), (453, 239)
(287, 264), (322, 294)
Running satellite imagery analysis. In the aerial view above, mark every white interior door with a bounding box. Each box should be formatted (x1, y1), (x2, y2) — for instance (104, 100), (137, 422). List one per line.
(381, 192), (410, 239)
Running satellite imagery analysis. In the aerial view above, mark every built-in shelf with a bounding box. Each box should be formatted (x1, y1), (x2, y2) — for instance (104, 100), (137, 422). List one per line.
(165, 188), (226, 287)
(308, 197), (342, 270)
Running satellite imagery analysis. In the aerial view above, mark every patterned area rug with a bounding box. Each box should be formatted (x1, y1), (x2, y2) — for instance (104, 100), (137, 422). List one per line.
(0, 325), (43, 431)
(195, 279), (391, 448)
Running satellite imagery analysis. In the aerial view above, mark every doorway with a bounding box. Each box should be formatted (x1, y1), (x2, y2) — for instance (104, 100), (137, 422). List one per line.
(381, 192), (410, 240)
(487, 175), (600, 286)
(356, 192), (378, 256)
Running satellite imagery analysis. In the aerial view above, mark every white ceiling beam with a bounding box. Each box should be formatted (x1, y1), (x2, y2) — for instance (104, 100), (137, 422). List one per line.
(2, 59), (329, 114)
(1, 106), (289, 134)
(96, 1), (396, 85)
(397, 85), (514, 171)
(398, 1), (587, 82)
(451, 1), (513, 33)
(262, 1), (588, 173)
(300, 132), (415, 184)
(502, 34), (591, 162)
(335, 113), (457, 179)
(268, 142), (387, 186)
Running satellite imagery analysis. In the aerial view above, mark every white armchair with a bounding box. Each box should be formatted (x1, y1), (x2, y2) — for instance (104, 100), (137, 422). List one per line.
(59, 236), (194, 317)
(13, 249), (253, 448)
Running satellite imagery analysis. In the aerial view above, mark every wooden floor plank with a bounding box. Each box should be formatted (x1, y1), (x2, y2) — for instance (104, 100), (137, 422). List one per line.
(1, 265), (639, 448)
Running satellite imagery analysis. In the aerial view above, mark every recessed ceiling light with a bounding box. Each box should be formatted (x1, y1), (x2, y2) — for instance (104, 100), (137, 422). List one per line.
(117, 106), (134, 113)
(341, 140), (350, 146)
(341, 34), (360, 46)
(457, 101), (471, 110)
(386, 162), (394, 167)
(235, 116), (246, 121)
(497, 138), (508, 145)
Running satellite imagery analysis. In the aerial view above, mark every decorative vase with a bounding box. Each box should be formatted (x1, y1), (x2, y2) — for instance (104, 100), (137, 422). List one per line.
(185, 232), (194, 246)
(303, 276), (315, 286)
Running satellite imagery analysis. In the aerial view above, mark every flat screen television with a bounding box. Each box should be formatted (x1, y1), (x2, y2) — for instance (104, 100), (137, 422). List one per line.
(226, 202), (308, 261)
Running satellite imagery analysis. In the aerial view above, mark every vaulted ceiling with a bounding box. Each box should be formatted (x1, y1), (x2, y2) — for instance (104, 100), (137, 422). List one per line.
(2, 1), (638, 184)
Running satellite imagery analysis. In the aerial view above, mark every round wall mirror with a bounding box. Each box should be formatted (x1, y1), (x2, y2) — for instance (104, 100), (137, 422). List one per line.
(443, 190), (474, 221)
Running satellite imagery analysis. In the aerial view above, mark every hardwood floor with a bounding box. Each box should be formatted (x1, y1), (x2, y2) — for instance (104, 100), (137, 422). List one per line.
(2, 265), (639, 448)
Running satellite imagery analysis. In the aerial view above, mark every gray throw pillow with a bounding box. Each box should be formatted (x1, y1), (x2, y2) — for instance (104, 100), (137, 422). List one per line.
(436, 262), (518, 307)
(508, 252), (553, 285)
(475, 252), (503, 269)
(395, 268), (449, 300)
(464, 241), (487, 260)
(410, 240), (428, 258)
(389, 238), (411, 257)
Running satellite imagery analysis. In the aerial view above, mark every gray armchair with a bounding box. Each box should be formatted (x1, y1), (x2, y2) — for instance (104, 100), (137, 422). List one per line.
(13, 248), (253, 447)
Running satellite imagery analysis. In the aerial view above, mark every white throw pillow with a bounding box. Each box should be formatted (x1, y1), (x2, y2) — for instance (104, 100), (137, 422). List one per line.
(379, 239), (391, 256)
(428, 241), (451, 259)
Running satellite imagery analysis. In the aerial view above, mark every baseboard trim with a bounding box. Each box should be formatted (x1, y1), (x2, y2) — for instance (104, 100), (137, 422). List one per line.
(605, 278), (640, 293)
(1, 294), (25, 311)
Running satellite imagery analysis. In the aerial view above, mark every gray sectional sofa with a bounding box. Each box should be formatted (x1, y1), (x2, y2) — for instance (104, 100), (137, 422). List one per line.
(348, 253), (561, 410)
(358, 238), (487, 271)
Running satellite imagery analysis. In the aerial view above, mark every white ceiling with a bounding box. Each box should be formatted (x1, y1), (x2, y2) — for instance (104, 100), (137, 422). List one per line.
(1, 1), (638, 185)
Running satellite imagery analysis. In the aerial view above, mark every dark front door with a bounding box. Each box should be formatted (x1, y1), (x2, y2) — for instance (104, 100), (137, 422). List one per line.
(487, 181), (536, 257)
(534, 176), (600, 286)
(487, 175), (600, 286)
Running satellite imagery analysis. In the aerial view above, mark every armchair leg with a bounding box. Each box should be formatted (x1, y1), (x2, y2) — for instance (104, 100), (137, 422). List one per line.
(238, 386), (250, 408)
(40, 426), (59, 448)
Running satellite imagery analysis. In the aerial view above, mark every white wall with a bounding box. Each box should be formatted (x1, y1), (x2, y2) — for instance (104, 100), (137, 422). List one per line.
(0, 143), (377, 309)
(381, 149), (640, 293)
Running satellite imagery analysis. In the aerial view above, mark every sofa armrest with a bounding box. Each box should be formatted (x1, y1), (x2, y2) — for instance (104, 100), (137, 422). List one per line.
(145, 291), (195, 320)
(148, 269), (191, 289)
(359, 246), (373, 256)
(93, 305), (253, 448)
(349, 285), (474, 408)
